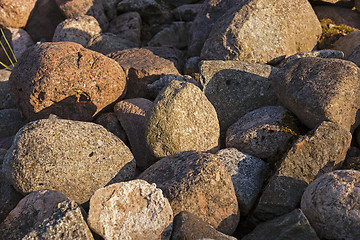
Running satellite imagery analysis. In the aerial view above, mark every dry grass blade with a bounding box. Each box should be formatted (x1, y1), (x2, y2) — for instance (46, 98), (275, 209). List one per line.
(0, 28), (17, 70)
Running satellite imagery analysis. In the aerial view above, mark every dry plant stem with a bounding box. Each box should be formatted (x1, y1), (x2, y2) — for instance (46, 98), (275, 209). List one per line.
(0, 28), (17, 70)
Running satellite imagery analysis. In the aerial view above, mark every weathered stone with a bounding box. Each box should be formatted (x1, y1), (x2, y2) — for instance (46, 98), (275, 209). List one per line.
(173, 4), (203, 22)
(332, 31), (360, 58)
(94, 112), (129, 146)
(253, 121), (351, 222)
(200, 60), (279, 143)
(0, 0), (37, 28)
(9, 42), (127, 121)
(271, 57), (360, 132)
(0, 190), (68, 240)
(23, 200), (94, 240)
(201, 0), (321, 63)
(88, 180), (173, 240)
(348, 44), (360, 67)
(139, 151), (240, 235)
(301, 170), (360, 239)
(226, 106), (303, 165)
(145, 81), (220, 158)
(114, 98), (156, 171)
(242, 209), (319, 240)
(108, 12), (142, 46)
(108, 48), (180, 99)
(171, 211), (237, 240)
(278, 50), (345, 67)
(163, 0), (199, 8)
(216, 148), (270, 216)
(52, 15), (101, 47)
(8, 28), (34, 60)
(314, 6), (360, 29)
(184, 56), (201, 80)
(145, 46), (185, 73)
(2, 118), (135, 204)
(0, 69), (15, 109)
(311, 0), (354, 8)
(87, 33), (137, 55)
(0, 108), (25, 138)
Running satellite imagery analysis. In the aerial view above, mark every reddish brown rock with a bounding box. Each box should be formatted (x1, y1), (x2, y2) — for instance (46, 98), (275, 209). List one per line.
(108, 48), (180, 99)
(138, 151), (240, 235)
(0, 0), (37, 28)
(94, 112), (129, 146)
(9, 41), (127, 121)
(8, 28), (34, 60)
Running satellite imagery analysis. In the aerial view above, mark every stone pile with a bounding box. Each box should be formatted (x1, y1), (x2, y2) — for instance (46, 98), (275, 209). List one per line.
(1, 0), (360, 239)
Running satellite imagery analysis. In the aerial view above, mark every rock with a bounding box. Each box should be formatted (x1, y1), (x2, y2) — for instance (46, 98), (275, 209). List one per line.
(314, 6), (360, 30)
(242, 209), (319, 240)
(88, 180), (173, 240)
(102, 0), (118, 21)
(216, 148), (270, 216)
(9, 41), (127, 121)
(25, 0), (65, 42)
(0, 109), (25, 138)
(8, 28), (34, 60)
(145, 46), (185, 73)
(310, 0), (354, 8)
(163, 0), (199, 8)
(148, 22), (193, 49)
(114, 98), (156, 171)
(0, 190), (68, 240)
(278, 50), (345, 67)
(201, 0), (321, 63)
(200, 60), (279, 144)
(271, 57), (360, 133)
(332, 31), (360, 58)
(55, 0), (109, 31)
(94, 112), (129, 146)
(108, 12), (142, 46)
(0, 136), (13, 149)
(0, 69), (15, 109)
(173, 4), (203, 22)
(226, 106), (303, 165)
(0, 0), (37, 28)
(23, 200), (94, 240)
(171, 211), (237, 240)
(184, 56), (201, 80)
(2, 118), (136, 204)
(86, 33), (137, 55)
(301, 170), (360, 239)
(52, 15), (102, 47)
(253, 121), (351, 222)
(348, 44), (360, 67)
(138, 151), (240, 235)
(108, 48), (180, 99)
(145, 80), (220, 158)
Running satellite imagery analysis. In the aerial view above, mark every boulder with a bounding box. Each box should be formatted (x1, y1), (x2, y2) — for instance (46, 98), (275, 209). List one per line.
(86, 33), (137, 55)
(348, 44), (360, 67)
(52, 15), (102, 47)
(271, 57), (360, 132)
(9, 42), (127, 121)
(102, 0), (118, 21)
(94, 112), (129, 146)
(184, 56), (201, 80)
(0, 69), (15, 109)
(201, 0), (321, 63)
(2, 118), (136, 204)
(162, 0), (199, 8)
(88, 180), (173, 240)
(173, 4), (203, 22)
(314, 6), (360, 30)
(145, 80), (220, 158)
(310, 0), (354, 8)
(301, 170), (360, 239)
(0, 108), (25, 138)
(278, 50), (345, 67)
(138, 151), (240, 235)
(0, 0), (37, 28)
(108, 12), (142, 46)
(8, 28), (34, 60)
(145, 46), (185, 73)
(332, 31), (360, 58)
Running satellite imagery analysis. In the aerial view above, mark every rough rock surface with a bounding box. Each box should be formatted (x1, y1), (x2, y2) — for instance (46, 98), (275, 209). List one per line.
(9, 41), (127, 121)
(23, 200), (94, 240)
(254, 121), (352, 222)
(332, 31), (360, 58)
(278, 50), (345, 67)
(0, 190), (68, 240)
(0, 0), (37, 28)
(52, 15), (102, 47)
(216, 148), (270, 216)
(301, 170), (360, 239)
(88, 180), (173, 240)
(139, 151), (240, 235)
(171, 211), (237, 240)
(145, 81), (220, 158)
(0, 108), (24, 138)
(86, 32), (137, 55)
(173, 4), (202, 22)
(94, 112), (129, 146)
(114, 98), (156, 171)
(0, 69), (15, 109)
(108, 12), (142, 46)
(311, 0), (354, 8)
(8, 28), (34, 60)
(2, 118), (136, 204)
(271, 57), (360, 133)
(314, 6), (360, 30)
(242, 209), (319, 240)
(108, 48), (180, 99)
(201, 0), (321, 63)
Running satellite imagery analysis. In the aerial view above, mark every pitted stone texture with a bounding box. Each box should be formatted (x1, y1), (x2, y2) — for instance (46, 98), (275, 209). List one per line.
(23, 200), (94, 240)
(109, 48), (180, 99)
(53, 15), (101, 47)
(226, 106), (302, 164)
(108, 12), (142, 46)
(94, 112), (129, 146)
(9, 42), (127, 122)
(88, 180), (173, 240)
(145, 81), (220, 158)
(0, 108), (24, 138)
(254, 121), (352, 222)
(145, 46), (185, 73)
(271, 57), (360, 133)
(0, 190), (68, 240)
(87, 33), (137, 55)
(2, 118), (135, 204)
(139, 151), (240, 235)
(216, 148), (270, 216)
(114, 98), (156, 171)
(8, 28), (34, 60)
(201, 0), (321, 63)
(0, 0), (37, 28)
(278, 50), (345, 67)
(301, 170), (360, 240)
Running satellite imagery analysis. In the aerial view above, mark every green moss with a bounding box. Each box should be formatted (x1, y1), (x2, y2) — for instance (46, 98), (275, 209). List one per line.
(318, 18), (355, 49)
